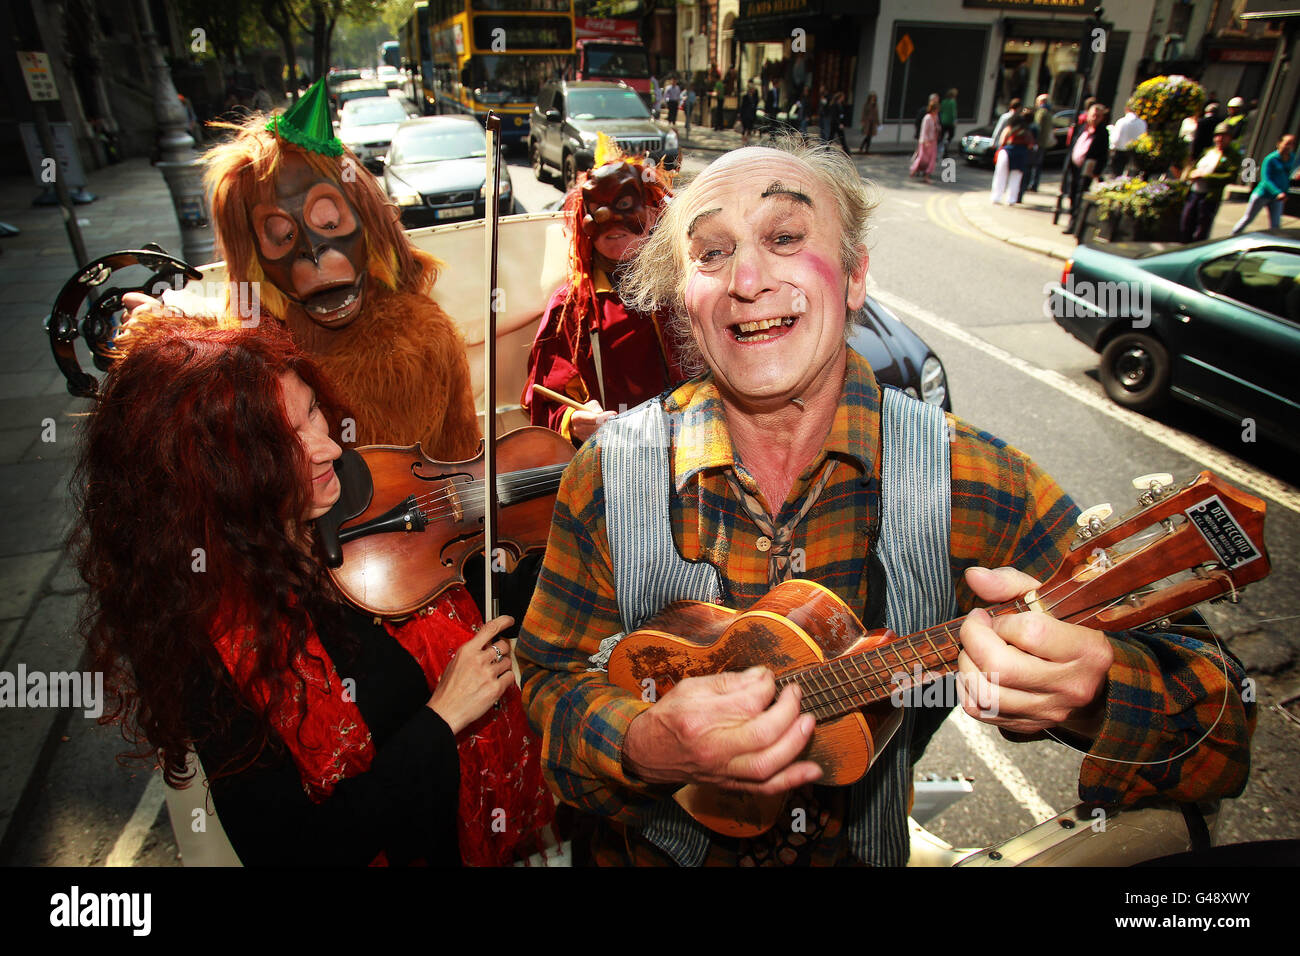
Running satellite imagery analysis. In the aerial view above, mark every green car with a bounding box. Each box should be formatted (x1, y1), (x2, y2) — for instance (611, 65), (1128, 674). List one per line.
(1047, 230), (1300, 453)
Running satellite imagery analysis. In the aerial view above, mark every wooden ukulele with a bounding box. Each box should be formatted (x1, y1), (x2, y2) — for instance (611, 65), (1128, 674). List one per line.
(607, 472), (1270, 838)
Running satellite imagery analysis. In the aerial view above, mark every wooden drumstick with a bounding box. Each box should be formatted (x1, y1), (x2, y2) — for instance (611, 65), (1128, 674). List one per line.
(530, 383), (591, 413)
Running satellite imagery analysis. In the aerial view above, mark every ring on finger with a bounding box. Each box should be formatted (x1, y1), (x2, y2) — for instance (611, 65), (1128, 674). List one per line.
(492, 642), (504, 664)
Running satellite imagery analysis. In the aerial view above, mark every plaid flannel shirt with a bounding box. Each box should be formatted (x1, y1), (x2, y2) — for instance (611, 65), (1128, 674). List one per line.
(517, 350), (1255, 848)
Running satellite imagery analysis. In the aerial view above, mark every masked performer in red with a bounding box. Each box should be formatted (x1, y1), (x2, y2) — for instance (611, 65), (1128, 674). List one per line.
(75, 320), (551, 866)
(522, 142), (688, 445)
(124, 79), (479, 461)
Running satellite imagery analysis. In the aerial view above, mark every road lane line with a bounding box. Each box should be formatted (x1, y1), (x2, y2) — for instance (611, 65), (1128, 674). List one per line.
(951, 710), (1058, 823)
(105, 773), (165, 867)
(866, 281), (1300, 515)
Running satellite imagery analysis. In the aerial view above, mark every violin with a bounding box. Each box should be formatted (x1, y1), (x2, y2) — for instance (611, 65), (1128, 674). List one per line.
(315, 429), (573, 618)
(318, 112), (573, 620)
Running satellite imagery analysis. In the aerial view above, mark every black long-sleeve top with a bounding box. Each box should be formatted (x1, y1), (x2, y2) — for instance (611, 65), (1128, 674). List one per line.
(195, 608), (461, 866)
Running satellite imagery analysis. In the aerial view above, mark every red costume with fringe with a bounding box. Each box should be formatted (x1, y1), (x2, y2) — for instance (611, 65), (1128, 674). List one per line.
(521, 148), (684, 444)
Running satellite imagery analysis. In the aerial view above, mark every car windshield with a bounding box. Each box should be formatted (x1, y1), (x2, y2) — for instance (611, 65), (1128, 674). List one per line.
(583, 46), (650, 79)
(464, 55), (570, 104)
(341, 99), (407, 127)
(391, 124), (487, 165)
(566, 89), (648, 120)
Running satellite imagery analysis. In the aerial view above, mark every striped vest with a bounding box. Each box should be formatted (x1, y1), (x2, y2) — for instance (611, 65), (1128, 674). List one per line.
(596, 386), (958, 866)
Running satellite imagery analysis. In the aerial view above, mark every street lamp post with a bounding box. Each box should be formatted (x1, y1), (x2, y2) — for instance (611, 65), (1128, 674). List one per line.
(136, 0), (215, 266)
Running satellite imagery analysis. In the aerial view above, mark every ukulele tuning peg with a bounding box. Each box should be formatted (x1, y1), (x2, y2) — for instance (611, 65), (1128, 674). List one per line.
(1132, 473), (1174, 505)
(1074, 503), (1112, 541)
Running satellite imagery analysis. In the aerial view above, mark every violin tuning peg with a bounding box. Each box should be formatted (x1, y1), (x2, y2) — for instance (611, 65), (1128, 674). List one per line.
(1074, 503), (1112, 541)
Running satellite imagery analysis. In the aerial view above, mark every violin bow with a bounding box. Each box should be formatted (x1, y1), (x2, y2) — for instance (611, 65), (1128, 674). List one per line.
(483, 111), (502, 619)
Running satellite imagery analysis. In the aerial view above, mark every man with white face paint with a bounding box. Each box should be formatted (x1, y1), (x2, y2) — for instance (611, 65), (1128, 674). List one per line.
(517, 137), (1253, 866)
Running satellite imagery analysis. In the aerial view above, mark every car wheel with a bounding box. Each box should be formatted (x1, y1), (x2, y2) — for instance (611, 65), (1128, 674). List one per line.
(531, 140), (547, 183)
(563, 152), (577, 192)
(1099, 332), (1170, 412)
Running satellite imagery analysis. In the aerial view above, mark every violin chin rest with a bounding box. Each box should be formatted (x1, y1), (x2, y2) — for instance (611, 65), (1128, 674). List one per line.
(316, 449), (373, 569)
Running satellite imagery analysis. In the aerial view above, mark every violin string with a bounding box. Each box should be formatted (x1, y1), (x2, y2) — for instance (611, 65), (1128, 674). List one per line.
(366, 470), (566, 521)
(405, 468), (567, 511)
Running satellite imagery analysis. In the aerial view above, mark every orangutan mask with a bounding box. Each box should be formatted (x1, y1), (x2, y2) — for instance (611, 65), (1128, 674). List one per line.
(580, 162), (657, 269)
(250, 154), (368, 328)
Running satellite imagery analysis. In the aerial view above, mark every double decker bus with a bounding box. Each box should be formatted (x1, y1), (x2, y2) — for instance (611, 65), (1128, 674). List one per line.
(402, 1), (436, 114)
(427, 0), (575, 147)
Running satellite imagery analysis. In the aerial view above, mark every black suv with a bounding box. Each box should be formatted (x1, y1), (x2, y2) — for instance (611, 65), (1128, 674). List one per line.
(529, 80), (679, 191)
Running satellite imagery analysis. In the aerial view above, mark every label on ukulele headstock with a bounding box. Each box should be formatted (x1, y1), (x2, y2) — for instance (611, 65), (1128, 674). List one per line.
(1185, 495), (1262, 569)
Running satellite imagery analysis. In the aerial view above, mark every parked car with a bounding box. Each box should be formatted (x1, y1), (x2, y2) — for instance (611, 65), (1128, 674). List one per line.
(339, 96), (409, 172)
(529, 79), (680, 191)
(382, 115), (515, 228)
(852, 297), (952, 410)
(1046, 229), (1300, 452)
(960, 109), (1077, 167)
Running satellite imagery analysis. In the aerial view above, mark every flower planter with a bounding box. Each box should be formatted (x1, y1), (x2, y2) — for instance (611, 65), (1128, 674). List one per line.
(1094, 207), (1181, 242)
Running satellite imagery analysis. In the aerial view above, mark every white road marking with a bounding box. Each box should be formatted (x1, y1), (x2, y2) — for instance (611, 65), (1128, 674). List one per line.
(867, 281), (1300, 515)
(104, 773), (165, 867)
(950, 710), (1057, 823)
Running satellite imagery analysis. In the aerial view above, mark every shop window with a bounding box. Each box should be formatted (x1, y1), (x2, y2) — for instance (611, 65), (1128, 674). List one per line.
(885, 23), (989, 122)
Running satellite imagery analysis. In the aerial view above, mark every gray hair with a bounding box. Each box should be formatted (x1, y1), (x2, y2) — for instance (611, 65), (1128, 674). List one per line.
(622, 133), (878, 374)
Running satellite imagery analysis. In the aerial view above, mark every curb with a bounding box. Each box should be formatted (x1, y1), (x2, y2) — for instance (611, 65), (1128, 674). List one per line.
(955, 190), (1077, 262)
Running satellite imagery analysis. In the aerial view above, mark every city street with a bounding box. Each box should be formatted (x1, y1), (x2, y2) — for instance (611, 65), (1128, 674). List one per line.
(1, 134), (1297, 866)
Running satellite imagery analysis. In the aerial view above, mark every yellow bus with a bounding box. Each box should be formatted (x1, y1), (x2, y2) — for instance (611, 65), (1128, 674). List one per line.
(426, 0), (575, 147)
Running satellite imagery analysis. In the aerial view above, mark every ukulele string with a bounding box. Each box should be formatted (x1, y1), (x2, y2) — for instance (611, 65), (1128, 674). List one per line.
(792, 560), (1114, 712)
(793, 531), (1193, 716)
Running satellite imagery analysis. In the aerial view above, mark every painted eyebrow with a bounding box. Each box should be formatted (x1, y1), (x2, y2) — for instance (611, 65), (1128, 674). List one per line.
(760, 182), (813, 206)
(687, 207), (722, 237)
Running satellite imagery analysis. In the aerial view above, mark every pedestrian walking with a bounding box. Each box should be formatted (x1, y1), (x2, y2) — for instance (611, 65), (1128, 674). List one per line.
(991, 111), (1034, 204)
(684, 86), (697, 137)
(1232, 134), (1298, 234)
(939, 88), (958, 156)
(666, 76), (682, 126)
(1180, 123), (1241, 242)
(1023, 95), (1053, 193)
(990, 97), (1020, 151)
(859, 92), (879, 155)
(712, 74), (725, 130)
(1109, 106), (1147, 176)
(1065, 104), (1110, 234)
(740, 81), (759, 145)
(909, 97), (941, 184)
(830, 92), (851, 152)
(819, 92), (833, 141)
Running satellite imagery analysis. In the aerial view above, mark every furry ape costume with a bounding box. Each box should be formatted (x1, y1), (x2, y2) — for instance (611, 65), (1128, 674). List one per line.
(202, 81), (479, 460)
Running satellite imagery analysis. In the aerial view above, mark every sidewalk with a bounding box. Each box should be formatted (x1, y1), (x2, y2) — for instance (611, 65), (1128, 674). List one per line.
(0, 157), (184, 854)
(956, 174), (1271, 261)
(677, 122), (916, 155)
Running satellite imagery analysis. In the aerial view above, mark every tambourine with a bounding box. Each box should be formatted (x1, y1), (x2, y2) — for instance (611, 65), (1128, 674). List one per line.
(45, 244), (202, 398)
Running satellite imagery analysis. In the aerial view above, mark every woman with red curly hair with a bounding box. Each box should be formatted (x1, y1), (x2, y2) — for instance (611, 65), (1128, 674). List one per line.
(521, 147), (687, 445)
(74, 321), (551, 866)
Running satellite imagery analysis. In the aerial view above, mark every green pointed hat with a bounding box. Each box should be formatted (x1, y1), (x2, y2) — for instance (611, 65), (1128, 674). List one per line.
(265, 77), (343, 157)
